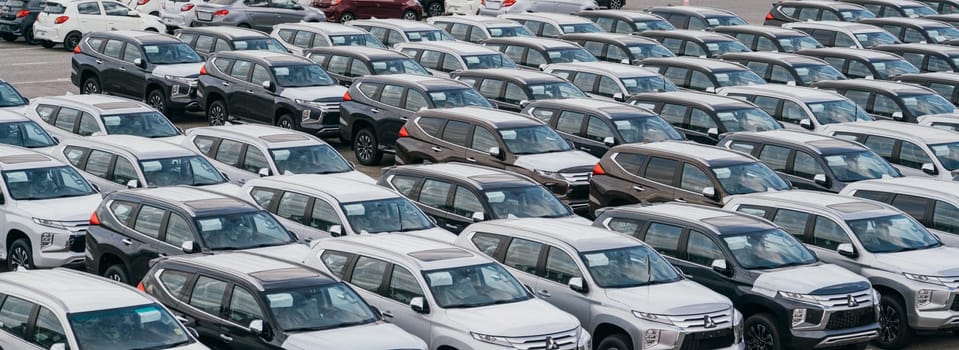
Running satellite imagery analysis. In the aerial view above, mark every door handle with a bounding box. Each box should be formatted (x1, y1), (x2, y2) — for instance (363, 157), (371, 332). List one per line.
(219, 334), (233, 343)
(538, 289), (551, 297)
(431, 146), (442, 152)
(632, 185), (645, 192)
(246, 90), (254, 93)
(121, 238), (133, 245)
(580, 146), (591, 152)
(222, 81), (230, 86)
(95, 59), (102, 64)
(466, 157), (477, 162)
(445, 223), (459, 229)
(675, 198), (687, 203)
(119, 67), (126, 71)
(381, 310), (394, 318)
(370, 108), (380, 113)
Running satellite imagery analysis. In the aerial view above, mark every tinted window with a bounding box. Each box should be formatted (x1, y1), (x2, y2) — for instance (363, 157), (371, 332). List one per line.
(852, 189), (895, 203)
(387, 266), (424, 304)
(933, 201), (959, 234)
(898, 142), (931, 168)
(441, 120), (470, 146)
(418, 117), (444, 137)
(759, 145), (790, 171)
(159, 269), (192, 300)
(0, 296), (33, 339)
(419, 179), (452, 209)
(773, 209), (809, 238)
(227, 286), (263, 326)
(812, 216), (850, 250)
(379, 85), (404, 108)
(214, 139), (242, 166)
(276, 191), (309, 223)
(891, 194), (930, 221)
(189, 276), (227, 315)
(165, 214), (192, 247)
(405, 90), (429, 111)
(452, 186), (483, 217)
(687, 230), (723, 266)
(585, 116), (612, 142)
(544, 247), (581, 284)
(614, 153), (648, 174)
(134, 205), (165, 239)
(644, 157), (678, 186)
(793, 151), (825, 179)
(389, 175), (418, 197)
(320, 251), (352, 278)
(643, 222), (682, 257)
(556, 111), (584, 134)
(309, 199), (341, 232)
(679, 163), (711, 193)
(504, 238), (543, 274)
(658, 103), (687, 125)
(471, 232), (507, 256)
(110, 201), (135, 224)
(350, 256), (388, 292)
(230, 60), (252, 80)
(471, 127), (497, 152)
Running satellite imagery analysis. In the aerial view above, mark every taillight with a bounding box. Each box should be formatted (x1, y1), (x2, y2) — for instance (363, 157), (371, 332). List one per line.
(89, 212), (100, 225)
(480, 0), (484, 5)
(591, 162), (606, 176)
(73, 44), (81, 54)
(137, 282), (145, 291)
(214, 9), (229, 16)
(199, 65), (208, 75)
(343, 91), (352, 101)
(181, 3), (194, 11)
(137, 0), (149, 5)
(54, 15), (69, 24)
(765, 12), (773, 20)
(15, 9), (30, 18)
(503, 0), (515, 7)
(331, 0), (341, 4)
(398, 126), (410, 137)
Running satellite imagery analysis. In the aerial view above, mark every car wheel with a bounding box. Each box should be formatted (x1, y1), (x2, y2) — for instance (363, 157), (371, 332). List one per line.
(277, 113), (297, 130)
(353, 128), (383, 165)
(0, 33), (15, 42)
(426, 1), (444, 16)
(81, 75), (101, 94)
(39, 40), (55, 48)
(402, 10), (418, 20)
(339, 12), (355, 23)
(607, 0), (623, 9)
(876, 294), (913, 349)
(7, 239), (33, 271)
(23, 28), (36, 45)
(63, 31), (81, 51)
(147, 89), (167, 114)
(597, 334), (631, 350)
(745, 313), (782, 350)
(208, 99), (227, 126)
(104, 264), (130, 284)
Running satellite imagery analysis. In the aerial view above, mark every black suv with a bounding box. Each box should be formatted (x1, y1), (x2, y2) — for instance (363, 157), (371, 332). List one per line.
(379, 163), (581, 233)
(797, 47), (920, 80)
(482, 37), (597, 70)
(198, 50), (346, 135)
(646, 6), (747, 30)
(85, 186), (301, 285)
(713, 25), (824, 53)
(811, 78), (957, 121)
(452, 68), (588, 112)
(895, 71), (959, 105)
(72, 30), (204, 115)
(560, 33), (675, 64)
(875, 43), (959, 72)
(719, 52), (846, 86)
(861, 17), (959, 44)
(843, 0), (938, 17)
(638, 57), (767, 93)
(639, 30), (751, 58)
(764, 0), (876, 25)
(305, 46), (430, 86)
(627, 91), (782, 145)
(574, 9), (675, 33)
(339, 74), (492, 165)
(0, 0), (41, 43)
(174, 27), (290, 59)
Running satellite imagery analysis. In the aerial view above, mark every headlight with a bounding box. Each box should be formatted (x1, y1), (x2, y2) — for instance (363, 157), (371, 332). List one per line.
(534, 169), (566, 181)
(778, 291), (821, 305)
(33, 218), (66, 229)
(904, 273), (946, 286)
(470, 332), (511, 347)
(164, 75), (195, 85)
(295, 99), (331, 109)
(632, 311), (674, 326)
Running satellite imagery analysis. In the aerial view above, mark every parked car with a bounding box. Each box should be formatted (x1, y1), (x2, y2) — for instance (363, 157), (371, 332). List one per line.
(0, 145), (100, 270)
(396, 41), (517, 77)
(640, 30), (752, 58)
(427, 15), (532, 43)
(812, 79), (957, 121)
(764, 0), (876, 25)
(339, 74), (493, 165)
(861, 17), (959, 44)
(637, 57), (766, 93)
(452, 68), (589, 111)
(24, 94), (183, 143)
(0, 269), (209, 350)
(0, 0), (42, 43)
(575, 9), (675, 33)
(182, 124), (372, 185)
(174, 27), (289, 59)
(784, 21), (901, 48)
(799, 47), (919, 79)
(713, 25), (824, 53)
(272, 22), (386, 56)
(719, 52), (846, 86)
(86, 186), (304, 284)
(307, 46), (430, 86)
(895, 72), (959, 105)
(521, 98), (683, 157)
(875, 43), (959, 72)
(924, 12), (959, 24)
(501, 12), (602, 38)
(314, 0), (421, 22)
(72, 31), (204, 115)
(142, 252), (427, 349)
(191, 0), (324, 33)
(719, 130), (901, 192)
(628, 91), (783, 144)
(158, 0), (203, 30)
(483, 36), (597, 70)
(822, 120), (959, 179)
(840, 177), (959, 241)
(647, 6), (747, 30)
(594, 203), (879, 350)
(457, 218), (745, 350)
(843, 0), (938, 17)
(919, 0), (959, 12)
(396, 107), (597, 211)
(724, 190), (959, 349)
(198, 50), (346, 136)
(349, 18), (450, 47)
(33, 0), (165, 50)
(918, 113), (959, 130)
(544, 62), (677, 102)
(0, 109), (59, 151)
(716, 85), (874, 133)
(123, 0), (164, 16)
(0, 78), (29, 113)
(560, 32), (675, 64)
(303, 234), (592, 349)
(476, 0), (598, 16)
(379, 163), (587, 233)
(588, 141), (792, 211)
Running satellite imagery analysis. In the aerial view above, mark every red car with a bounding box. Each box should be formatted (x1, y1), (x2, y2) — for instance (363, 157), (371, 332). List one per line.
(314, 0), (423, 22)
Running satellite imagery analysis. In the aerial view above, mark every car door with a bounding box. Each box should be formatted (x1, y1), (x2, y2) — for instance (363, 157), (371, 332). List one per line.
(464, 123), (509, 169)
(99, 39), (127, 95)
(345, 255), (432, 341)
(443, 185), (485, 233)
(379, 264), (433, 339)
(674, 162), (721, 206)
(0, 295), (44, 350)
(246, 63), (278, 125)
(208, 138), (254, 184)
(102, 200), (158, 280)
(183, 275), (232, 347)
(221, 283), (271, 348)
(553, 109), (590, 153)
(618, 153), (676, 204)
(533, 245), (592, 328)
(415, 178), (459, 231)
(76, 1), (109, 32)
(118, 41), (147, 99)
(128, 204), (173, 268)
(102, 1), (141, 31)
(681, 229), (737, 297)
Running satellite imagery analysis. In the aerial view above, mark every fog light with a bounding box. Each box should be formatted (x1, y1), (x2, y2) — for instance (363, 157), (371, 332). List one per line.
(917, 289), (933, 307)
(644, 329), (660, 349)
(302, 110), (311, 120)
(40, 232), (53, 247)
(791, 309), (806, 327)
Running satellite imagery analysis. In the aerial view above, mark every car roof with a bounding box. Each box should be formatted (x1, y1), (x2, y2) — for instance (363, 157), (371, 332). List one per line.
(250, 175), (397, 202)
(177, 26), (269, 39)
(560, 32), (662, 45)
(429, 15), (524, 27)
(0, 269), (155, 313)
(719, 85), (847, 103)
(529, 98), (658, 117)
(731, 190), (902, 219)
(642, 29), (737, 41)
(896, 71), (959, 82)
(161, 252), (336, 291)
(877, 43), (959, 55)
(725, 130), (868, 154)
(473, 219), (641, 252)
(640, 56), (748, 71)
(632, 91), (755, 109)
(318, 234), (490, 271)
(90, 30), (181, 44)
(359, 73), (470, 90)
(305, 46), (408, 60)
(389, 163), (534, 190)
(813, 79), (935, 95)
(777, 0), (868, 9)
(785, 20), (885, 31)
(417, 106), (541, 128)
(615, 141), (756, 164)
(0, 110), (31, 123)
(608, 203), (777, 234)
(122, 186), (255, 216)
(713, 24), (809, 36)
(277, 22), (369, 35)
(845, 177), (959, 202)
(719, 52), (829, 65)
(396, 40), (499, 55)
(483, 37), (580, 49)
(825, 120), (959, 144)
(647, 6), (739, 16)
(454, 68), (566, 83)
(33, 94), (153, 115)
(349, 18), (442, 31)
(547, 61), (660, 77)
(799, 47), (902, 60)
(502, 13), (594, 24)
(861, 17), (951, 26)
(186, 125), (324, 149)
(215, 50), (311, 66)
(577, 9), (666, 20)
(0, 145), (69, 170)
(846, 0), (930, 6)
(62, 135), (196, 159)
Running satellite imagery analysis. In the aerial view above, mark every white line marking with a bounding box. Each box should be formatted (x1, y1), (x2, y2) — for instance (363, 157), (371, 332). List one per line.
(11, 78), (71, 85)
(7, 62), (59, 66)
(0, 47), (45, 52)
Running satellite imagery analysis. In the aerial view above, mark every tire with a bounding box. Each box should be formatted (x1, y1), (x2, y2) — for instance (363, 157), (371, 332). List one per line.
(875, 294), (913, 349)
(39, 40), (55, 48)
(402, 10), (418, 20)
(81, 75), (101, 94)
(353, 128), (383, 165)
(207, 99), (227, 126)
(7, 239), (33, 271)
(146, 89), (167, 115)
(276, 113), (296, 130)
(426, 1), (444, 16)
(339, 12), (355, 23)
(744, 313), (782, 350)
(597, 334), (632, 350)
(23, 28), (35, 45)
(0, 33), (15, 42)
(104, 264), (129, 285)
(607, 0), (623, 9)
(63, 31), (81, 51)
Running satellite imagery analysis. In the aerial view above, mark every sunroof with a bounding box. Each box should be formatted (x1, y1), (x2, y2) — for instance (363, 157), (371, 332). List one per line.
(94, 102), (142, 110)
(0, 154), (49, 164)
(260, 134), (309, 143)
(408, 248), (473, 262)
(827, 202), (884, 213)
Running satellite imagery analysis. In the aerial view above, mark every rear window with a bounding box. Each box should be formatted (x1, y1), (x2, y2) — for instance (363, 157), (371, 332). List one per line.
(5, 1), (27, 8)
(42, 2), (66, 13)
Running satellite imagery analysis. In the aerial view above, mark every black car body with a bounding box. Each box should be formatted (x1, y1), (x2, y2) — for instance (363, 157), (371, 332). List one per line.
(545, 61), (679, 102)
(764, 0), (876, 25)
(797, 47), (919, 79)
(640, 29), (752, 58)
(198, 50), (346, 136)
(560, 32), (674, 64)
(306, 46), (430, 86)
(638, 57), (767, 93)
(451, 68), (589, 112)
(875, 43), (959, 72)
(71, 30), (205, 115)
(482, 36), (597, 70)
(174, 27), (290, 59)
(646, 6), (747, 30)
(843, 0), (938, 17)
(713, 25), (824, 53)
(0, 0), (41, 43)
(860, 17), (959, 44)
(574, 9), (675, 33)
(627, 91), (783, 144)
(812, 78), (957, 121)
(719, 52), (847, 86)
(895, 71), (959, 105)
(339, 74), (493, 165)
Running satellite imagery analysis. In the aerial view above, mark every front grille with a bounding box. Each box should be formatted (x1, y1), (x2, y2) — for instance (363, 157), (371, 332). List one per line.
(666, 308), (732, 330)
(321, 110), (340, 125)
(825, 307), (875, 330)
(567, 184), (588, 201)
(680, 328), (734, 350)
(68, 234), (85, 252)
(559, 171), (590, 184)
(951, 296), (959, 311)
(813, 289), (873, 308)
(506, 328), (579, 350)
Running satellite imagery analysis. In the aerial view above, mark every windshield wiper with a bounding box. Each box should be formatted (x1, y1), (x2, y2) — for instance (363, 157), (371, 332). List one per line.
(129, 340), (191, 350)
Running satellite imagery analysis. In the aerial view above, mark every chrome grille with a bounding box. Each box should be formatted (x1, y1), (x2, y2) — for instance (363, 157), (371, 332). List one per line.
(62, 220), (90, 234)
(940, 276), (959, 289)
(559, 171), (590, 184)
(666, 308), (732, 330)
(812, 290), (873, 308)
(506, 328), (579, 350)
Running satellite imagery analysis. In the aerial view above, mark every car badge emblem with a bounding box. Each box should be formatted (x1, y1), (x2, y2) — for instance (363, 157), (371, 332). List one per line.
(848, 295), (859, 307)
(704, 315), (717, 329)
(545, 336), (559, 350)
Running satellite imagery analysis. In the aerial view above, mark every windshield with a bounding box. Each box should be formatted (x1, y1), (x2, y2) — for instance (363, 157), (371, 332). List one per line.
(712, 162), (791, 195)
(197, 211), (295, 250)
(627, 44), (675, 59)
(706, 16), (747, 27)
(488, 25), (533, 37)
(704, 40), (751, 55)
(545, 48), (598, 63)
(807, 100), (873, 124)
(903, 5), (937, 16)
(561, 23), (603, 33)
(428, 88), (494, 108)
(143, 43), (202, 64)
(484, 185), (571, 219)
(715, 70), (767, 87)
(423, 263), (531, 308)
(0, 121), (56, 148)
(139, 156), (225, 187)
(329, 34), (386, 48)
(581, 245), (681, 288)
(272, 64), (336, 87)
(839, 9), (876, 20)
(925, 27), (959, 43)
(2, 166), (94, 200)
(462, 53), (517, 69)
(721, 229), (816, 269)
(777, 36), (823, 52)
(499, 125), (571, 154)
(794, 64), (845, 84)
(855, 31), (900, 48)
(528, 82), (588, 99)
(716, 108), (781, 132)
(405, 29), (454, 42)
(267, 283), (378, 332)
(847, 214), (940, 253)
(872, 59), (920, 79)
(0, 82), (27, 107)
(370, 59), (430, 75)
(341, 197), (433, 233)
(101, 112), (179, 138)
(621, 76), (678, 94)
(613, 116), (684, 143)
(233, 38), (289, 53)
(930, 142), (959, 171)
(634, 19), (676, 31)
(902, 94), (957, 116)
(824, 150), (900, 181)
(69, 304), (191, 350)
(270, 145), (352, 175)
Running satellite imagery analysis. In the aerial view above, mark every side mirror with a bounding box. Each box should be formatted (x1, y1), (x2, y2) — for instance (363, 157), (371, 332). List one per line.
(922, 162), (938, 175)
(613, 92), (625, 102)
(258, 167), (271, 177)
(261, 80), (275, 92)
(799, 119), (813, 130)
(248, 319), (270, 338)
(864, 75), (874, 80)
(410, 296), (428, 313)
(568, 276), (588, 293)
(50, 344), (66, 350)
(519, 99), (530, 108)
(705, 86), (716, 93)
(126, 179), (140, 189)
(837, 243), (857, 258)
(702, 186), (717, 200)
(538, 64), (547, 71)
(620, 58), (630, 64)
(471, 212), (485, 222)
(127, 10), (139, 16)
(488, 146), (501, 158)
(813, 173), (830, 187)
(892, 111), (903, 120)
(133, 58), (145, 68)
(329, 224), (343, 237)
(707, 127), (719, 139)
(786, 81), (796, 86)
(603, 136), (615, 147)
(181, 240), (199, 254)
(711, 259), (731, 275)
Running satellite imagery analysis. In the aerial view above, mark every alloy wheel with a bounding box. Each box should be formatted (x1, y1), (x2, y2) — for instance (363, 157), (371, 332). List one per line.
(209, 105), (225, 125)
(148, 93), (165, 113)
(279, 119), (293, 129)
(609, 0), (622, 8)
(83, 80), (99, 94)
(340, 13), (354, 22)
(428, 2), (443, 16)
(10, 247), (29, 270)
(879, 303), (901, 343)
(356, 134), (373, 162)
(745, 323), (774, 350)
(403, 10), (417, 20)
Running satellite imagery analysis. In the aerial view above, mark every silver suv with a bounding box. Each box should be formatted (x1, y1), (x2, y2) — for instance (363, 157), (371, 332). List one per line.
(840, 177), (959, 246)
(303, 234), (591, 350)
(725, 190), (959, 349)
(455, 218), (744, 350)
(822, 120), (959, 180)
(24, 94), (184, 143)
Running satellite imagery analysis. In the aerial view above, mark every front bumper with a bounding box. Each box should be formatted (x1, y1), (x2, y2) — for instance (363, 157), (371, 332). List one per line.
(296, 103), (341, 137)
(789, 325), (878, 349)
(165, 80), (201, 112)
(33, 231), (86, 269)
(904, 286), (959, 330)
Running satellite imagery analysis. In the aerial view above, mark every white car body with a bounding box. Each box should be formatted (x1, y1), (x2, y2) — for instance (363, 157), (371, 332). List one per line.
(33, 0), (165, 47)
(159, 0), (202, 29)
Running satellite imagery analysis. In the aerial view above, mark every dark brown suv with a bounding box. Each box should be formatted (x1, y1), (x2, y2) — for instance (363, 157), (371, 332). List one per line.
(589, 141), (791, 214)
(395, 106), (598, 212)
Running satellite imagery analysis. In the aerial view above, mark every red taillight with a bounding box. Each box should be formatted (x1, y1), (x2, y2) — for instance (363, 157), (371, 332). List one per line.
(503, 0), (515, 7)
(331, 0), (341, 4)
(398, 126), (410, 137)
(73, 44), (81, 54)
(15, 9), (30, 18)
(343, 91), (352, 101)
(137, 0), (149, 5)
(137, 282), (145, 291)
(89, 212), (100, 225)
(765, 12), (773, 21)
(480, 0), (484, 5)
(54, 15), (69, 24)
(181, 3), (194, 11)
(214, 9), (229, 16)
(592, 162), (606, 176)
(199, 65), (208, 75)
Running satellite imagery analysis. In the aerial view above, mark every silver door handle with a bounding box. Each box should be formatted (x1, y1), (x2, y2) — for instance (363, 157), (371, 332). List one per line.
(121, 238), (133, 245)
(370, 108), (380, 113)
(431, 147), (442, 152)
(219, 334), (233, 343)
(445, 223), (458, 229)
(119, 67), (126, 71)
(632, 186), (644, 192)
(538, 290), (551, 297)
(675, 198), (687, 203)
(580, 146), (591, 152)
(381, 311), (394, 318)
(221, 81), (229, 86)
(95, 59), (102, 64)
(466, 157), (476, 162)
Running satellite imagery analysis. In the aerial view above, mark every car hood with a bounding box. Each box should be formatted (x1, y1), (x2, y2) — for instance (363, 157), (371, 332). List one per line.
(604, 280), (731, 315)
(151, 62), (205, 79)
(279, 85), (348, 102)
(751, 264), (869, 297)
(244, 243), (312, 263)
(16, 194), (102, 222)
(281, 322), (426, 350)
(875, 245), (959, 276)
(442, 298), (578, 337)
(512, 151), (597, 172)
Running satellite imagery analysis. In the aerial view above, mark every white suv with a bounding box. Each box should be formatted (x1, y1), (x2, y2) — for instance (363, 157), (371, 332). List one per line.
(33, 0), (165, 51)
(0, 145), (102, 270)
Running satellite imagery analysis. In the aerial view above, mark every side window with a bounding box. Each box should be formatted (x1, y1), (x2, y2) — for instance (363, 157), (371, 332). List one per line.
(276, 191), (309, 223)
(350, 256), (389, 292)
(192, 136), (217, 156)
(810, 30), (836, 46)
(440, 120), (470, 146)
(756, 37), (777, 52)
(864, 135), (896, 159)
(793, 151), (825, 179)
(797, 7), (820, 20)
(449, 23), (469, 40)
(582, 41), (605, 58)
(687, 16), (707, 30)
(900, 52), (925, 69)
(607, 218), (644, 235)
(819, 9), (840, 21)
(165, 213), (192, 247)
(772, 209), (810, 238)
(194, 35), (215, 53)
(212, 57), (233, 72)
(417, 117), (444, 138)
(644, 157), (678, 186)
(158, 269), (192, 300)
(440, 54), (463, 72)
(851, 190), (895, 203)
(348, 60), (371, 77)
(682, 42), (706, 57)
(735, 33), (756, 47)
(642, 222), (682, 257)
(585, 116), (613, 142)
(613, 152), (648, 174)
(556, 111), (585, 134)
(327, 55), (350, 74)
(503, 83), (529, 104)
(479, 79), (505, 99)
(189, 276), (228, 316)
(114, 157), (138, 185)
(359, 82), (381, 98)
(504, 238), (543, 274)
(663, 66), (689, 86)
(781, 101), (807, 123)
(77, 2), (100, 14)
(834, 33), (857, 48)
(688, 108), (717, 133)
(471, 232), (507, 257)
(812, 216), (850, 250)
(728, 141), (756, 154)
(227, 286), (264, 326)
(898, 142), (932, 168)
(769, 65), (793, 84)
(387, 30), (405, 46)
(418, 179), (453, 209)
(452, 186), (484, 217)
(759, 145), (790, 171)
(389, 175), (419, 197)
(929, 82), (956, 99)
(736, 204), (773, 218)
(214, 139), (242, 166)
(0, 296), (34, 339)
(933, 201), (959, 234)
(606, 45), (628, 61)
(404, 90), (429, 112)
(686, 230), (724, 266)
(378, 85), (404, 108)
(250, 188), (278, 208)
(843, 89), (871, 107)
(891, 194), (931, 221)
(110, 200), (136, 224)
(310, 199), (342, 232)
(541, 23), (561, 37)
(229, 60), (253, 81)
(467, 27), (487, 42)
(35, 104), (58, 123)
(102, 40), (123, 59)
(242, 147), (269, 174)
(292, 31), (313, 48)
(688, 71), (713, 91)
(847, 60), (872, 78)
(122, 43), (142, 63)
(904, 28), (925, 43)
(572, 72), (598, 93)
(250, 64), (271, 86)
(503, 45), (526, 64)
(661, 38), (683, 53)
(679, 163), (711, 193)
(658, 103), (688, 125)
(84, 150), (113, 178)
(133, 205), (166, 239)
(529, 108), (554, 123)
(320, 251), (353, 278)
(543, 247), (581, 284)
(77, 112), (99, 136)
(872, 94), (901, 117)
(278, 29), (295, 43)
(746, 61), (770, 76)
(471, 127), (498, 152)
(53, 107), (79, 132)
(387, 266), (424, 304)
